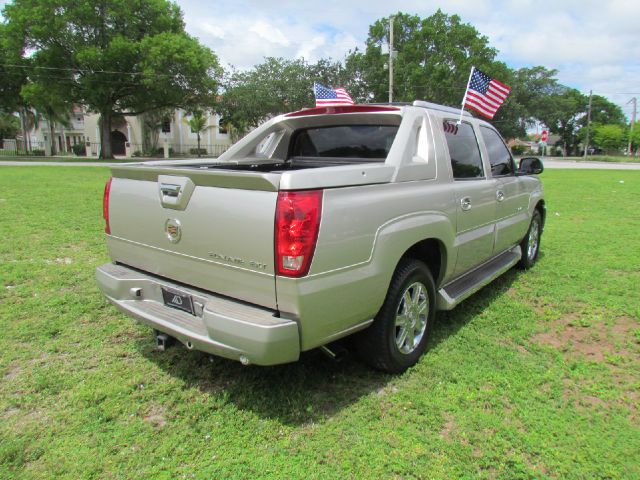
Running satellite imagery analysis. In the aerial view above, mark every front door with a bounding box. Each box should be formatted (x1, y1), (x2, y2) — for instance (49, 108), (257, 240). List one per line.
(441, 119), (497, 276)
(479, 126), (530, 253)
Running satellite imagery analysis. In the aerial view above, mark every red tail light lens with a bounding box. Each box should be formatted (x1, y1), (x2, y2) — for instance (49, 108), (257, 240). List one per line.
(103, 177), (113, 234)
(275, 190), (323, 277)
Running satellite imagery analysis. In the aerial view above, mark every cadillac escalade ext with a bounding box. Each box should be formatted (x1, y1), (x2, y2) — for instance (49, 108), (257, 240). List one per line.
(96, 100), (545, 373)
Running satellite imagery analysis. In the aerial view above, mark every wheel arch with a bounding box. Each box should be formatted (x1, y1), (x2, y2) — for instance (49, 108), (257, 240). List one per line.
(401, 238), (447, 287)
(535, 199), (546, 230)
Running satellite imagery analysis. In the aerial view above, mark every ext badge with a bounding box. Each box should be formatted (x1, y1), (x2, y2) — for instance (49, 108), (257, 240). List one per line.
(165, 218), (182, 243)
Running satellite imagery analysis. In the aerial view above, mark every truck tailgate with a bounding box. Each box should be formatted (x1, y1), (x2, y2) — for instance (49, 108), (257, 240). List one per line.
(106, 167), (280, 309)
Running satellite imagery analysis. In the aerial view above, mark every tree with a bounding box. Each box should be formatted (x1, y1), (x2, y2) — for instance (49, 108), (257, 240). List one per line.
(592, 124), (625, 154)
(345, 11), (514, 134)
(0, 113), (20, 139)
(183, 109), (212, 157)
(538, 88), (588, 156)
(628, 121), (640, 155)
(3, 0), (222, 158)
(217, 57), (348, 136)
(21, 81), (72, 155)
(584, 95), (627, 127)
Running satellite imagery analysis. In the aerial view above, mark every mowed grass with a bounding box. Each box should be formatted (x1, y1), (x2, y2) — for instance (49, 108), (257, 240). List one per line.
(0, 167), (638, 479)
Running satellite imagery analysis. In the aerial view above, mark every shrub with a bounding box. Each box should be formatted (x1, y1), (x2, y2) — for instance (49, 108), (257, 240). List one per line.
(189, 147), (207, 155)
(510, 145), (527, 155)
(71, 142), (86, 156)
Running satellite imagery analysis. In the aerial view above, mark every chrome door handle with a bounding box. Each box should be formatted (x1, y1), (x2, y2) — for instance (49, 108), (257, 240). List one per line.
(160, 183), (181, 198)
(496, 190), (505, 202)
(460, 197), (472, 211)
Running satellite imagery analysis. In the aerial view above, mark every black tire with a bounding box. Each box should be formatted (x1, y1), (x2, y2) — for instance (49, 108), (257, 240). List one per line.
(356, 258), (436, 373)
(518, 210), (542, 269)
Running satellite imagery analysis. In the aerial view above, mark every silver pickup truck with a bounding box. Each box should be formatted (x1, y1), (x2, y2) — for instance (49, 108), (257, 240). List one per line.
(96, 100), (544, 373)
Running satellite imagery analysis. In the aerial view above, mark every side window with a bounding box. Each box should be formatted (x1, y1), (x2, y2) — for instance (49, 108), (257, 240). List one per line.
(443, 120), (484, 179)
(480, 126), (514, 176)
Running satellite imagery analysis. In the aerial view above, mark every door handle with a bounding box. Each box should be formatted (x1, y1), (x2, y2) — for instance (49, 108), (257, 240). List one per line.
(496, 190), (505, 202)
(460, 197), (472, 211)
(160, 183), (181, 198)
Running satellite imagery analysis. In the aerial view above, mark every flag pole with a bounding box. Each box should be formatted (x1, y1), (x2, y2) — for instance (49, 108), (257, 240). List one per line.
(457, 66), (475, 124)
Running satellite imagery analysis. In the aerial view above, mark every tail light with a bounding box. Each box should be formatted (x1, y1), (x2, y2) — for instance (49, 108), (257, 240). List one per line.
(103, 177), (113, 234)
(275, 190), (323, 277)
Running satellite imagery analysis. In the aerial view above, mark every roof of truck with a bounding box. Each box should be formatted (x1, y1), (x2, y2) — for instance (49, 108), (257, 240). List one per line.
(284, 100), (473, 119)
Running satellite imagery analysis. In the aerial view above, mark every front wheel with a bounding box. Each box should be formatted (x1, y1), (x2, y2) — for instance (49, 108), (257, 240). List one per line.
(356, 259), (436, 373)
(518, 210), (542, 269)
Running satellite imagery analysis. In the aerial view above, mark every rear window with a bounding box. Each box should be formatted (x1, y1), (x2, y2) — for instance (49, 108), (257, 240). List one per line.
(290, 125), (398, 159)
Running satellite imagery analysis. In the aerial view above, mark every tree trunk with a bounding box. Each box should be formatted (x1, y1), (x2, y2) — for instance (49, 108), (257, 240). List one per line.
(197, 132), (201, 157)
(19, 108), (28, 153)
(49, 119), (57, 156)
(99, 111), (113, 159)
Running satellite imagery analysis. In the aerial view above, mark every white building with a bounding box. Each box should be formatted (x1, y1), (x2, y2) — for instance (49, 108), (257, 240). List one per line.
(27, 106), (232, 157)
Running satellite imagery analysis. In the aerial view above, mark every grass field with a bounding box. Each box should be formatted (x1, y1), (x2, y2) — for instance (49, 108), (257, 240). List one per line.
(1, 167), (638, 479)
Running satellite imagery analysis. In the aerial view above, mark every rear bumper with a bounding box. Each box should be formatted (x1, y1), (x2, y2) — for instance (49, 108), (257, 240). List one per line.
(95, 263), (300, 365)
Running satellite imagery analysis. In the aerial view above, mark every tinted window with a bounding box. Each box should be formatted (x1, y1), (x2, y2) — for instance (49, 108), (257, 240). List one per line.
(291, 125), (398, 159)
(443, 121), (484, 179)
(480, 126), (514, 176)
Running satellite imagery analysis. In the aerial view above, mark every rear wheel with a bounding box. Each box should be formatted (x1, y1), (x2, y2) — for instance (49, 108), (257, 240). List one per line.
(518, 210), (542, 269)
(356, 259), (436, 373)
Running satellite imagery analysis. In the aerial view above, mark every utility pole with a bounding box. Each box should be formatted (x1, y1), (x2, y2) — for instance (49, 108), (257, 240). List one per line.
(583, 90), (592, 158)
(388, 15), (394, 103)
(627, 97), (637, 156)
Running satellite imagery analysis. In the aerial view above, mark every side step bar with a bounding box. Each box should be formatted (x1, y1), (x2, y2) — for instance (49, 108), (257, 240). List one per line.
(436, 246), (521, 310)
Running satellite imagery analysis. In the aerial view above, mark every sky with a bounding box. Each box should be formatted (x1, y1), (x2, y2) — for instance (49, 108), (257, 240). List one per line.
(177, 0), (640, 121)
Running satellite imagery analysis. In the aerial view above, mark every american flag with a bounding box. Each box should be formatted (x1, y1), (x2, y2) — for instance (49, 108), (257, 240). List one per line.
(443, 120), (458, 135)
(464, 68), (511, 119)
(314, 82), (354, 107)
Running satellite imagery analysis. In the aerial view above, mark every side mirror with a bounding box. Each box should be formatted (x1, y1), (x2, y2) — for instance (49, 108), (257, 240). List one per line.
(517, 157), (544, 175)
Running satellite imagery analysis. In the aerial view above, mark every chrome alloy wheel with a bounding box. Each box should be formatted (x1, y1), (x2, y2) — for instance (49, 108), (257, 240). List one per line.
(394, 282), (429, 354)
(527, 218), (540, 261)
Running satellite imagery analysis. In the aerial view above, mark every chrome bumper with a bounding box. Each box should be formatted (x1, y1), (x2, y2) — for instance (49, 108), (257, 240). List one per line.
(95, 263), (300, 365)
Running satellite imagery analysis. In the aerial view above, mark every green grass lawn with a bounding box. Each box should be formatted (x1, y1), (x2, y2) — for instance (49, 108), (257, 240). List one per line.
(1, 167), (638, 479)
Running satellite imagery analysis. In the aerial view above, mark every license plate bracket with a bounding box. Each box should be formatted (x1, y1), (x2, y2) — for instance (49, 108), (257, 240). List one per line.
(161, 287), (195, 315)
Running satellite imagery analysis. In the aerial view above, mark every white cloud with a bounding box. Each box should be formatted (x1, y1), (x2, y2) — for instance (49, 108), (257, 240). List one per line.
(249, 20), (290, 46)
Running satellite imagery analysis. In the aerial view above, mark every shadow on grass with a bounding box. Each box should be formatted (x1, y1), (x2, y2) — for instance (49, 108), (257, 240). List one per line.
(137, 268), (522, 426)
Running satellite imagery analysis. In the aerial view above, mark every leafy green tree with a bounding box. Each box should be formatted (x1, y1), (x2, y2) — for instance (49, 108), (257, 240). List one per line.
(217, 57), (349, 136)
(3, 0), (222, 158)
(585, 95), (627, 127)
(538, 88), (588, 156)
(592, 124), (625, 154)
(21, 81), (72, 155)
(0, 113), (21, 139)
(628, 121), (640, 155)
(346, 11), (508, 103)
(345, 11), (514, 134)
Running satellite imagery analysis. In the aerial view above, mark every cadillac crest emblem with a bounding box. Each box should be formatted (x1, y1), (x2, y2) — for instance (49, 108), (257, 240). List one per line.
(165, 218), (182, 243)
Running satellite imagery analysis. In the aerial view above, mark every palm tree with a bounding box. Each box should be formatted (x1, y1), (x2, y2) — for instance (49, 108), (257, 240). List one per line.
(183, 109), (212, 157)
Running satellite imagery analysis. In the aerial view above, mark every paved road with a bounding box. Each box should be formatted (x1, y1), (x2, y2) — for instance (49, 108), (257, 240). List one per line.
(1, 159), (640, 170)
(541, 159), (640, 170)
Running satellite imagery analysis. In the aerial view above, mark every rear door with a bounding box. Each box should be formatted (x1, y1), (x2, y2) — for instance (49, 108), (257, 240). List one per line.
(106, 166), (280, 309)
(442, 120), (497, 276)
(479, 126), (530, 253)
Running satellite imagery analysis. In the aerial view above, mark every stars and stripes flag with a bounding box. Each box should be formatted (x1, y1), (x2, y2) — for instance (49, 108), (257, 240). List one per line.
(462, 67), (511, 119)
(313, 82), (354, 107)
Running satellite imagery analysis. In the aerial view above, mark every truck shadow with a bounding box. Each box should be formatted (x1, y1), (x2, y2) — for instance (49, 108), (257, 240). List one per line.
(138, 268), (521, 426)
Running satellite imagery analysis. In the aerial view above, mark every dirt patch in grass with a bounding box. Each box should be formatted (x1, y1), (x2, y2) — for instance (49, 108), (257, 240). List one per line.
(439, 412), (456, 441)
(143, 404), (167, 429)
(531, 314), (636, 362)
